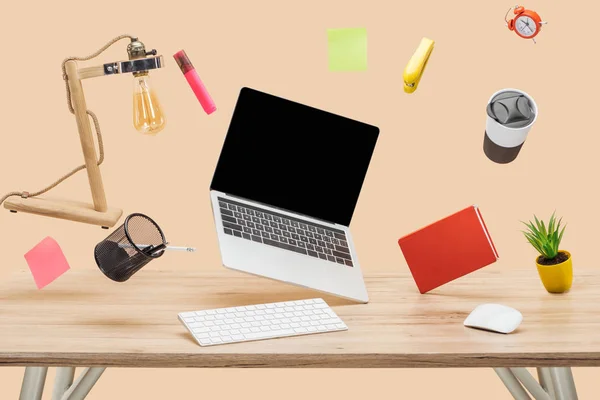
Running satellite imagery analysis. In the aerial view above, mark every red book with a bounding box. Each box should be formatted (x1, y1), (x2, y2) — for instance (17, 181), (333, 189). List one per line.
(398, 205), (499, 294)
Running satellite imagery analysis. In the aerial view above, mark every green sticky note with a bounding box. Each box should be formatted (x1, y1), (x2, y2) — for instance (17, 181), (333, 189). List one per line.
(327, 28), (368, 71)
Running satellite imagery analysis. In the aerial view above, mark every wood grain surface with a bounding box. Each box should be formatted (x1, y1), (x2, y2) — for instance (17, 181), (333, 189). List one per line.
(0, 268), (598, 368)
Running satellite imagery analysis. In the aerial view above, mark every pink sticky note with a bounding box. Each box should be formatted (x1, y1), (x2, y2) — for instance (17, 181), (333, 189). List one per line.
(24, 237), (70, 289)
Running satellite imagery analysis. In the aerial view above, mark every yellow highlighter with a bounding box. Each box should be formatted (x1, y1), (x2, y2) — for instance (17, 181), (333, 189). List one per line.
(403, 37), (435, 93)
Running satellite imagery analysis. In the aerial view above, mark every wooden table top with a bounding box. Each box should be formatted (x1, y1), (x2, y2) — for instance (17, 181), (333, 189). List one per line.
(0, 267), (598, 368)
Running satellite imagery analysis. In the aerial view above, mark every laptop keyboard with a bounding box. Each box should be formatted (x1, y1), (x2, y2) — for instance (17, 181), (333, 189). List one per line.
(217, 197), (353, 267)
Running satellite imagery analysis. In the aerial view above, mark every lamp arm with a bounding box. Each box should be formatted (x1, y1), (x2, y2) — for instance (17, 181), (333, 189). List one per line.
(0, 34), (136, 209)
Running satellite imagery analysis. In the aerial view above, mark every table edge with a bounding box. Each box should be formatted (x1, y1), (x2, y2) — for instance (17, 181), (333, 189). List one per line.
(1, 352), (599, 368)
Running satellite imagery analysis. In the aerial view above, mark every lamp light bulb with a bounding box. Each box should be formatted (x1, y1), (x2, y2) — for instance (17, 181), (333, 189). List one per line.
(133, 74), (165, 135)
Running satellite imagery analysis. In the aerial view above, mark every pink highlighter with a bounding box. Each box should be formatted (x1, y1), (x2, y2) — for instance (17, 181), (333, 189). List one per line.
(173, 50), (216, 115)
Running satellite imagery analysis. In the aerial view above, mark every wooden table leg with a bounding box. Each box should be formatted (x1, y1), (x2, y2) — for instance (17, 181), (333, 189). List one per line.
(59, 367), (105, 400)
(549, 367), (578, 400)
(494, 368), (532, 399)
(19, 367), (48, 400)
(52, 367), (75, 400)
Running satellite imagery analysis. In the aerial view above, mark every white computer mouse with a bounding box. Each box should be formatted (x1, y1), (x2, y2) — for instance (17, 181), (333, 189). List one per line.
(463, 303), (523, 334)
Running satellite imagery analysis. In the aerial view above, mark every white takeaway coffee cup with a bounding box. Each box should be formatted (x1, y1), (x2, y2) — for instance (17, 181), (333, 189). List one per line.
(483, 88), (538, 164)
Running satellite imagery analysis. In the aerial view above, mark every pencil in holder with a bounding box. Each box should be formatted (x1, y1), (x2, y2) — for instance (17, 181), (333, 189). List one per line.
(94, 213), (167, 282)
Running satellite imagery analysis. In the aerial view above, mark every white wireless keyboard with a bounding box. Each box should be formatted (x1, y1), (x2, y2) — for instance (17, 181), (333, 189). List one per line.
(178, 298), (347, 346)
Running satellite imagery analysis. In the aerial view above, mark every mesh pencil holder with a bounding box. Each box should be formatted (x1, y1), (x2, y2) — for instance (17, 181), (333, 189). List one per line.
(94, 213), (167, 282)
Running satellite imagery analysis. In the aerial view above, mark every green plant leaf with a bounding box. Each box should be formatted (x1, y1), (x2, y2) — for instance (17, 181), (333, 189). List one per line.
(558, 224), (566, 248)
(524, 220), (541, 238)
(523, 231), (544, 255)
(548, 212), (556, 235)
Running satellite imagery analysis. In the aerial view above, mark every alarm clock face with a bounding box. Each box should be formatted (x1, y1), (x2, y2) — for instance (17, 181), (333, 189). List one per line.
(515, 16), (537, 37)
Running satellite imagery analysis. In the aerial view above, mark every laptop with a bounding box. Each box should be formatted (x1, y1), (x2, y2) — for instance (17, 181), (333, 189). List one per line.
(210, 87), (379, 303)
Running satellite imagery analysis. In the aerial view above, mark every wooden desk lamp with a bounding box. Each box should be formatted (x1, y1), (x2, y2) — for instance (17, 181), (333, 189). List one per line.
(1, 35), (165, 228)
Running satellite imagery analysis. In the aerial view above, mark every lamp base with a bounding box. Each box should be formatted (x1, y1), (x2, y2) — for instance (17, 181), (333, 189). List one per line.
(4, 196), (123, 228)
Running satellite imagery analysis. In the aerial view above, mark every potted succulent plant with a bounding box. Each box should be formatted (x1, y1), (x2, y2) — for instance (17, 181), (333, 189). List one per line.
(522, 213), (572, 293)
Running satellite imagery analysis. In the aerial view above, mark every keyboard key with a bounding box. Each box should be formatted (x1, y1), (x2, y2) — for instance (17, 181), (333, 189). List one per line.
(289, 239), (297, 246)
(223, 221), (243, 232)
(265, 214), (273, 221)
(291, 221), (299, 228)
(309, 238), (317, 245)
(308, 250), (318, 258)
(300, 237), (308, 242)
(270, 234), (279, 241)
(252, 235), (262, 243)
(340, 240), (348, 247)
(317, 228), (325, 234)
(265, 226), (273, 233)
(327, 255), (336, 262)
(318, 253), (327, 260)
(255, 211), (263, 218)
(324, 248), (332, 255)
(300, 223), (307, 229)
(274, 216), (281, 223)
(243, 215), (251, 221)
(282, 219), (290, 226)
(247, 210), (254, 216)
(318, 240), (326, 247)
(228, 204), (236, 211)
(222, 215), (238, 224)
(221, 208), (234, 216)
(332, 250), (351, 260)
(237, 206), (245, 213)
(252, 217), (260, 223)
(345, 259), (353, 267)
(253, 229), (260, 236)
(298, 241), (306, 248)
(306, 232), (314, 238)
(296, 229), (304, 236)
(325, 231), (333, 237)
(336, 257), (345, 264)
(334, 232), (346, 240)
(292, 233), (300, 240)
(270, 221), (278, 228)
(283, 231), (291, 238)
(335, 245), (351, 254)
(263, 238), (308, 255)
(280, 237), (288, 244)
(315, 246), (323, 253)
(261, 232), (269, 238)
(238, 219), (246, 226)
(219, 201), (228, 208)
(233, 230), (242, 238)
(243, 227), (252, 234)
(314, 233), (322, 240)
(247, 222), (255, 228)
(274, 228), (282, 235)
(224, 228), (233, 235)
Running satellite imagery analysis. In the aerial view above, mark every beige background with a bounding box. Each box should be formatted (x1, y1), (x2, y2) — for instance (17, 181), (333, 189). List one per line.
(0, 0), (597, 397)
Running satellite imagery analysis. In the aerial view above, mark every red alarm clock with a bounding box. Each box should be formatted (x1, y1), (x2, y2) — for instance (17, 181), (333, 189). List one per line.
(505, 6), (547, 43)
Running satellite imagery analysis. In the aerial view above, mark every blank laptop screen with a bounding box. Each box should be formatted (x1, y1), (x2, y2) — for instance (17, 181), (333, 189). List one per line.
(210, 87), (379, 227)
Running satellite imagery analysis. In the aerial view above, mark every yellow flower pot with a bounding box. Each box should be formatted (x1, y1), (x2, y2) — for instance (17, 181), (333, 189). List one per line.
(536, 250), (572, 294)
